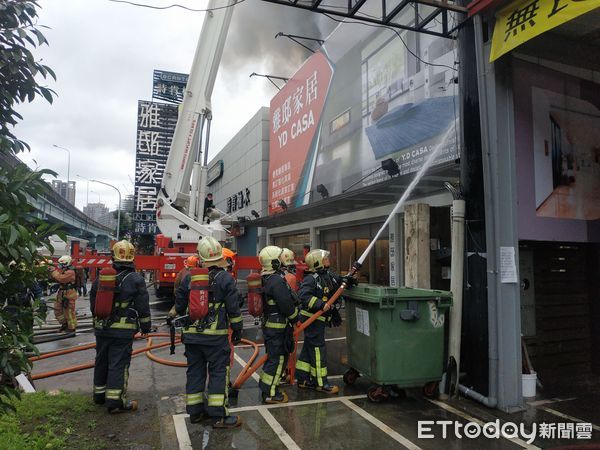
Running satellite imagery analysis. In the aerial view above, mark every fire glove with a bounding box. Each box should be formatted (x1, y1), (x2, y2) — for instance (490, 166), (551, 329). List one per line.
(231, 329), (242, 346)
(330, 308), (342, 327)
(342, 276), (358, 288)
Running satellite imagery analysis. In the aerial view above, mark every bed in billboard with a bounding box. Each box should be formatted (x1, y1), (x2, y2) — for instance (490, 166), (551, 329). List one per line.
(268, 21), (459, 214)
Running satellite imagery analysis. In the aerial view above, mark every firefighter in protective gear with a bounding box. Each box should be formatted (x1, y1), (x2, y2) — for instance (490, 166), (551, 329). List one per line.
(90, 240), (151, 413)
(176, 236), (243, 428)
(296, 249), (341, 394)
(258, 246), (299, 404)
(169, 256), (199, 318)
(51, 255), (78, 333)
(222, 247), (236, 273)
(280, 248), (298, 291)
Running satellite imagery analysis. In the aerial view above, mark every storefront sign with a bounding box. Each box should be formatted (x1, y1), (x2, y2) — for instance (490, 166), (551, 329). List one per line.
(133, 100), (178, 235)
(267, 25), (459, 215)
(207, 159), (224, 185)
(268, 52), (334, 214)
(226, 188), (251, 214)
(152, 70), (188, 103)
(490, 0), (600, 62)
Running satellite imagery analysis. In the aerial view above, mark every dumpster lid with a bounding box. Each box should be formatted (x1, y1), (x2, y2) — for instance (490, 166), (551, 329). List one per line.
(344, 284), (452, 303)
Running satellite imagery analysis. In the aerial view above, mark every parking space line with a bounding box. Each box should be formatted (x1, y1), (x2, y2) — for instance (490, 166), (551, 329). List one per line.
(258, 407), (302, 450)
(230, 394), (368, 412)
(539, 406), (600, 431)
(527, 397), (576, 407)
(233, 352), (260, 382)
(173, 414), (193, 450)
(340, 398), (422, 450)
(427, 400), (541, 449)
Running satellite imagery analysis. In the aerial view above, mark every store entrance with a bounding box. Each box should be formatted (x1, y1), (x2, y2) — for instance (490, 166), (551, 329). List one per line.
(520, 241), (600, 391)
(322, 223), (389, 285)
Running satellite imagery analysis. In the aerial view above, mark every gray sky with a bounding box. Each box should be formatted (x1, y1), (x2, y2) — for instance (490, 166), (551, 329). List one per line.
(15, 0), (330, 210)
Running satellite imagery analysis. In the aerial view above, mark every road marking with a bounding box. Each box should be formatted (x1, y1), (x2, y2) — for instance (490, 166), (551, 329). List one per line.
(230, 394), (367, 412)
(257, 407), (301, 450)
(428, 399), (541, 449)
(527, 397), (576, 407)
(340, 398), (422, 449)
(173, 414), (193, 450)
(539, 406), (600, 431)
(233, 352), (260, 382)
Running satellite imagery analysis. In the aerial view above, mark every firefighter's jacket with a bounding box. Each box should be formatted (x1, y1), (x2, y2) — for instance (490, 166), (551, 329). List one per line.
(298, 269), (342, 324)
(90, 262), (151, 337)
(173, 267), (191, 295)
(51, 267), (77, 298)
(262, 272), (299, 330)
(175, 267), (243, 343)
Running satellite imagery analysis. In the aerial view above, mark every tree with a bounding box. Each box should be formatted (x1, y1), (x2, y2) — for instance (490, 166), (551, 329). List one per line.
(0, 0), (60, 413)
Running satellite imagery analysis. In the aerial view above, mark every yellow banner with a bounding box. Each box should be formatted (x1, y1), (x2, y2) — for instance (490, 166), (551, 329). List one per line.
(490, 0), (600, 61)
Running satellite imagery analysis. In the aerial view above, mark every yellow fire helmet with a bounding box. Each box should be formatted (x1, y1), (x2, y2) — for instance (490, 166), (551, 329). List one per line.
(258, 245), (283, 275)
(197, 236), (228, 268)
(304, 249), (330, 272)
(280, 248), (296, 267)
(112, 240), (135, 262)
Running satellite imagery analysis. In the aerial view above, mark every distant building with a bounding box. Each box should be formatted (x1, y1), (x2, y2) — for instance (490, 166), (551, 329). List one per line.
(51, 180), (76, 205)
(122, 194), (135, 213)
(83, 202), (109, 222)
(97, 210), (117, 230)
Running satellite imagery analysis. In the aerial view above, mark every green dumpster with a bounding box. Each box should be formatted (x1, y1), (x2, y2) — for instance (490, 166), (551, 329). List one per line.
(343, 284), (452, 399)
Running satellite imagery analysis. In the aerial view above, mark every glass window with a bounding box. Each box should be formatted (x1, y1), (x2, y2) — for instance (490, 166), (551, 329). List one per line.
(273, 233), (309, 260)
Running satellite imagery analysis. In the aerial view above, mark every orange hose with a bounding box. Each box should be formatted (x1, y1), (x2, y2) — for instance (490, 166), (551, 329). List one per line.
(29, 342), (97, 362)
(144, 336), (186, 367)
(232, 354), (267, 389)
(294, 282), (348, 336)
(31, 333), (170, 380)
(229, 338), (261, 389)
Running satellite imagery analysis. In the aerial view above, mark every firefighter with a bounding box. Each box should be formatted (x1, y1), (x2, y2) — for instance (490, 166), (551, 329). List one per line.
(296, 249), (354, 394)
(51, 255), (78, 334)
(168, 256), (199, 318)
(279, 248), (298, 292)
(175, 236), (243, 428)
(258, 246), (299, 404)
(90, 240), (152, 413)
(222, 247), (236, 273)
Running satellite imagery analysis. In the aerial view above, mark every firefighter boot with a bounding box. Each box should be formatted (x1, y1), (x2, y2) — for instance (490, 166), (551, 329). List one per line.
(316, 383), (339, 395)
(262, 390), (288, 404)
(213, 415), (243, 429)
(108, 400), (138, 414)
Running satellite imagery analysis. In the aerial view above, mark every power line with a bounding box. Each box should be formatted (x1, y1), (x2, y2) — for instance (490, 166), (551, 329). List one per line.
(106, 0), (245, 12)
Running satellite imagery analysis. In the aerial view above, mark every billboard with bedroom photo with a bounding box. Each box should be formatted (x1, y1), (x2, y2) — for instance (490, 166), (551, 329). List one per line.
(268, 16), (460, 214)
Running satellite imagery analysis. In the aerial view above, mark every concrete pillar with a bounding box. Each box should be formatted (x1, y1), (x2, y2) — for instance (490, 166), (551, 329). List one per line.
(404, 203), (430, 289)
(388, 213), (403, 287)
(309, 226), (318, 250)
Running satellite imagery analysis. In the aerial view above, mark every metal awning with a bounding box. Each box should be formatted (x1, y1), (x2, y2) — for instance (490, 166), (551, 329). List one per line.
(261, 0), (467, 38)
(246, 164), (458, 229)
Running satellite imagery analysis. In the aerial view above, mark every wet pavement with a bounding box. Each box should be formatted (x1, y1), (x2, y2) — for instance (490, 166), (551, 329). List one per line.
(32, 291), (600, 449)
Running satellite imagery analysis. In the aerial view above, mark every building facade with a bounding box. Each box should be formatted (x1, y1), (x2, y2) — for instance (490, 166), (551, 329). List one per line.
(51, 180), (76, 205)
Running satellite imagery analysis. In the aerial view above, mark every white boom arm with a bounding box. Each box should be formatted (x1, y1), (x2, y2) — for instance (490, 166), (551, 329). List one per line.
(156, 0), (235, 243)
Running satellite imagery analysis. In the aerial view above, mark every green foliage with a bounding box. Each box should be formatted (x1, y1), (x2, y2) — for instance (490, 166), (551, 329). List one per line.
(0, 0), (60, 414)
(0, 391), (104, 449)
(0, 0), (56, 155)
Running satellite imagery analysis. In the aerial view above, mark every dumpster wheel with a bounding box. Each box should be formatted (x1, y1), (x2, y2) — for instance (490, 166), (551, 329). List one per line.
(343, 368), (360, 385)
(367, 385), (390, 403)
(422, 381), (440, 399)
